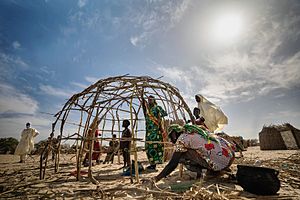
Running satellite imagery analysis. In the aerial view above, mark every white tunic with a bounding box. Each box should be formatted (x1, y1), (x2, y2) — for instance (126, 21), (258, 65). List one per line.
(14, 128), (39, 155)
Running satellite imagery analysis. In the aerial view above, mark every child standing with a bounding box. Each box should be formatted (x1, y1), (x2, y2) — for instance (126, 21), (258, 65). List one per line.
(120, 120), (131, 168)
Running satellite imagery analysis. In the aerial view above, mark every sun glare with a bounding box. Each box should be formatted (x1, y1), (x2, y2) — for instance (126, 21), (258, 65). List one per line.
(212, 13), (243, 42)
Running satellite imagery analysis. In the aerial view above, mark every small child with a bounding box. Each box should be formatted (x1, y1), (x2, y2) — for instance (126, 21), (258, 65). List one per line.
(120, 120), (132, 168)
(82, 127), (101, 167)
(104, 134), (119, 164)
(193, 107), (209, 130)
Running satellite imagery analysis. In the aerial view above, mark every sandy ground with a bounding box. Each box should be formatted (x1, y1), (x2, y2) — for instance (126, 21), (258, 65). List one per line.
(0, 146), (299, 199)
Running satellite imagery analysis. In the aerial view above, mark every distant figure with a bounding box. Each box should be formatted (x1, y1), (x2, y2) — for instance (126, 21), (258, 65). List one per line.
(104, 134), (119, 164)
(14, 122), (39, 163)
(82, 120), (101, 167)
(193, 107), (209, 130)
(51, 135), (61, 161)
(141, 94), (167, 171)
(120, 120), (132, 168)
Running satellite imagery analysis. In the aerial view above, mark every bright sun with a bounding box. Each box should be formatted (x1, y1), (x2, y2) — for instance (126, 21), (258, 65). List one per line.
(212, 13), (243, 42)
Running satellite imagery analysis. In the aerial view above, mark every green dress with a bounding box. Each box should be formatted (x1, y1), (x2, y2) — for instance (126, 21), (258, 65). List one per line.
(145, 104), (167, 165)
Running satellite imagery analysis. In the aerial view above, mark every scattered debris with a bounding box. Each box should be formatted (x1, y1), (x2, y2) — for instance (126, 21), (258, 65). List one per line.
(1, 147), (299, 199)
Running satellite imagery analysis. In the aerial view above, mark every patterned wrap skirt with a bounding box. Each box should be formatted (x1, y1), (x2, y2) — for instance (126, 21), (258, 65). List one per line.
(175, 131), (235, 171)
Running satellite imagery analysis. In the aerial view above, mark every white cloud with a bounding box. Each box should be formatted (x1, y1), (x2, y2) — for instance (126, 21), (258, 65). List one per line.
(153, 8), (300, 105)
(40, 84), (74, 98)
(85, 76), (100, 83)
(130, 33), (148, 47)
(12, 41), (21, 49)
(264, 110), (300, 120)
(78, 0), (88, 8)
(40, 66), (55, 77)
(0, 53), (28, 82)
(71, 81), (89, 89)
(71, 77), (107, 91)
(156, 46), (300, 105)
(0, 52), (28, 70)
(129, 0), (190, 47)
(0, 83), (38, 114)
(68, 9), (101, 30)
(69, 1), (190, 46)
(168, 0), (190, 25)
(0, 83), (52, 140)
(268, 51), (300, 88)
(0, 114), (52, 141)
(0, 82), (95, 140)
(158, 66), (194, 94)
(61, 26), (77, 37)
(14, 57), (28, 68)
(130, 36), (139, 46)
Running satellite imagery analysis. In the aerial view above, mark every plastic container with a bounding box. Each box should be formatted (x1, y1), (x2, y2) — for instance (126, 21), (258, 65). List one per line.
(236, 165), (280, 195)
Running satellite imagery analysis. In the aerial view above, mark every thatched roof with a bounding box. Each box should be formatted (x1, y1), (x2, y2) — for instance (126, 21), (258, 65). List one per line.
(267, 123), (299, 132)
(259, 123), (300, 150)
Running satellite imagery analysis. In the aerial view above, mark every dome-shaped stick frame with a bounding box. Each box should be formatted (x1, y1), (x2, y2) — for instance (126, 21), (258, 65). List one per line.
(40, 75), (194, 184)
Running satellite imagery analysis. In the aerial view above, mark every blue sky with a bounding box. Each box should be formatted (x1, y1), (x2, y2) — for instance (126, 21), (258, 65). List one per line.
(0, 0), (300, 141)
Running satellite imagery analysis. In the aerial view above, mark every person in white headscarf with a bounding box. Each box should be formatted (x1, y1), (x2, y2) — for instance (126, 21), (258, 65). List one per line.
(195, 94), (228, 132)
(14, 122), (39, 163)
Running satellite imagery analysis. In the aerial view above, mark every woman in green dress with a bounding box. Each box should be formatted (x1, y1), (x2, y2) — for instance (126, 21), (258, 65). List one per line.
(141, 95), (167, 170)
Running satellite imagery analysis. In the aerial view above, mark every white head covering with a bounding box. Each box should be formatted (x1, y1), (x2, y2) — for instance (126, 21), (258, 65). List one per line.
(195, 94), (228, 132)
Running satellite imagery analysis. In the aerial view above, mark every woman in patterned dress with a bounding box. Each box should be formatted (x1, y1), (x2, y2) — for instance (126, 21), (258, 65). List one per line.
(155, 124), (235, 182)
(141, 95), (167, 170)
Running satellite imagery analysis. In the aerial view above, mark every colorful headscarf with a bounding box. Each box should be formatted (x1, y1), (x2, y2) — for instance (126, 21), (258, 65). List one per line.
(183, 124), (218, 143)
(168, 124), (184, 136)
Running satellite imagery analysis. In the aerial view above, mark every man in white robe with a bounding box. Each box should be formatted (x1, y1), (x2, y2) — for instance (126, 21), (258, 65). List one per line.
(14, 122), (39, 163)
(195, 94), (228, 132)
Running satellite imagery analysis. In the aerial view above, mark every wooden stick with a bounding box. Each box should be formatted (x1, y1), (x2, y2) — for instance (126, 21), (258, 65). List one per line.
(216, 184), (220, 195)
(101, 186), (180, 197)
(40, 75), (195, 184)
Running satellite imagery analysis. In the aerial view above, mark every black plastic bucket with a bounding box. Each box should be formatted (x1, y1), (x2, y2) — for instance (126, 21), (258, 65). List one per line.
(237, 165), (280, 195)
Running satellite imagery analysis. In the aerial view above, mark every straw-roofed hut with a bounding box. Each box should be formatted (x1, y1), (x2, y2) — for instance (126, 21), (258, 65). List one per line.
(40, 75), (194, 183)
(259, 123), (300, 150)
(215, 132), (247, 151)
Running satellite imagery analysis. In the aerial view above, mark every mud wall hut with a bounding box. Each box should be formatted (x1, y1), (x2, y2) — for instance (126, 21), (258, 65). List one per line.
(259, 123), (300, 150)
